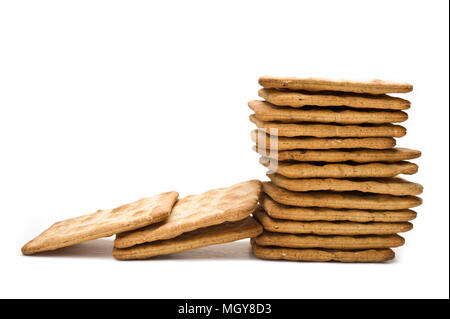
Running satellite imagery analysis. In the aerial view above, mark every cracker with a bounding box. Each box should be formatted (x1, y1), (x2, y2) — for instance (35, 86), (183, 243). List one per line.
(114, 180), (261, 248)
(259, 88), (410, 110)
(267, 173), (423, 196)
(258, 76), (413, 94)
(251, 241), (395, 263)
(254, 209), (413, 235)
(21, 191), (179, 255)
(261, 195), (417, 222)
(254, 147), (421, 163)
(261, 159), (418, 178)
(248, 100), (408, 124)
(255, 232), (405, 250)
(250, 115), (406, 138)
(113, 216), (262, 260)
(252, 131), (396, 150)
(263, 182), (422, 210)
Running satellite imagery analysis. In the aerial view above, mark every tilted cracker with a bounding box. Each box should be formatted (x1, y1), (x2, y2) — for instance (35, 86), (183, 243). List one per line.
(114, 180), (261, 248)
(254, 209), (413, 235)
(250, 114), (406, 138)
(261, 159), (418, 178)
(259, 88), (410, 110)
(113, 216), (262, 260)
(248, 100), (408, 124)
(251, 241), (395, 263)
(261, 195), (417, 223)
(258, 76), (413, 94)
(255, 232), (405, 250)
(263, 182), (422, 210)
(252, 130), (396, 150)
(268, 173), (423, 196)
(254, 147), (421, 163)
(21, 191), (179, 255)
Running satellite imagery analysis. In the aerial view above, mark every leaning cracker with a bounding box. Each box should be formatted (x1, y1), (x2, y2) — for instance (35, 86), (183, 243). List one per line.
(258, 76), (413, 94)
(251, 241), (395, 263)
(250, 115), (406, 138)
(249, 100), (408, 124)
(259, 88), (410, 110)
(263, 182), (422, 210)
(261, 159), (418, 178)
(113, 217), (262, 260)
(114, 180), (261, 248)
(21, 191), (179, 255)
(254, 147), (421, 163)
(268, 173), (423, 196)
(252, 131), (395, 150)
(254, 209), (413, 235)
(255, 232), (405, 250)
(261, 195), (417, 222)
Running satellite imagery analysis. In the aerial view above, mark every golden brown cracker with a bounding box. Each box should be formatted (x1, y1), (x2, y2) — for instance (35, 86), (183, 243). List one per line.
(250, 114), (406, 138)
(254, 232), (405, 250)
(251, 240), (395, 263)
(254, 147), (421, 163)
(21, 191), (179, 255)
(258, 76), (413, 94)
(261, 196), (417, 222)
(254, 209), (413, 235)
(252, 130), (396, 150)
(261, 159), (418, 178)
(267, 173), (423, 196)
(114, 180), (261, 248)
(263, 182), (422, 210)
(113, 217), (262, 260)
(249, 100), (408, 124)
(259, 88), (410, 110)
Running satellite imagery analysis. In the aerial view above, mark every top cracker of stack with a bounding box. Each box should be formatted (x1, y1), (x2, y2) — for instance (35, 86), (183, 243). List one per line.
(250, 76), (422, 263)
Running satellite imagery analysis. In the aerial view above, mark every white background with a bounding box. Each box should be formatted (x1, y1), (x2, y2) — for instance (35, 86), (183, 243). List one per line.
(0, 0), (448, 299)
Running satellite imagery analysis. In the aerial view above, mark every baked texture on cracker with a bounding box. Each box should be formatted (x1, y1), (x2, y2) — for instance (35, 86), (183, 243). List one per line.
(252, 131), (396, 150)
(255, 232), (405, 250)
(21, 191), (179, 255)
(250, 115), (406, 138)
(114, 180), (261, 248)
(258, 76), (413, 94)
(261, 196), (417, 222)
(254, 209), (413, 235)
(263, 182), (422, 210)
(261, 159), (418, 178)
(251, 241), (395, 263)
(268, 173), (423, 196)
(113, 216), (262, 260)
(249, 100), (408, 124)
(259, 88), (410, 110)
(254, 147), (421, 163)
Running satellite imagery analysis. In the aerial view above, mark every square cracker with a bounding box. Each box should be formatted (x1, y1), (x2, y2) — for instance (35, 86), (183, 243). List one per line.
(254, 232), (405, 250)
(254, 208), (413, 235)
(248, 100), (408, 124)
(250, 114), (407, 138)
(114, 180), (261, 248)
(252, 130), (396, 150)
(251, 240), (395, 263)
(263, 182), (422, 210)
(21, 191), (179, 255)
(261, 195), (417, 223)
(258, 76), (413, 94)
(253, 147), (421, 163)
(259, 88), (410, 110)
(113, 216), (262, 260)
(260, 158), (418, 178)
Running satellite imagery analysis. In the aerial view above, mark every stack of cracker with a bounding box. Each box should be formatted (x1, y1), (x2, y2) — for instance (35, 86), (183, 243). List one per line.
(22, 180), (263, 259)
(250, 76), (422, 262)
